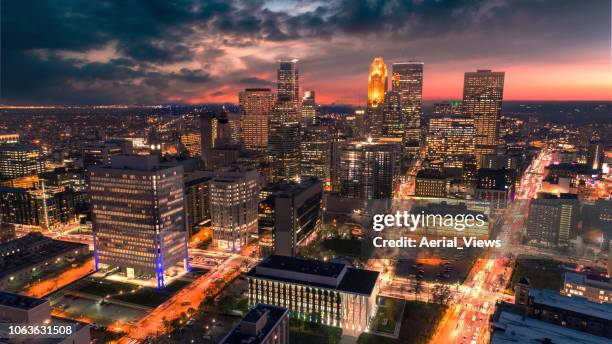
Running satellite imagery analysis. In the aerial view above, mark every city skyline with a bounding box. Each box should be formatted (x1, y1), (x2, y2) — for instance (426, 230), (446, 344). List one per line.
(2, 0), (610, 105)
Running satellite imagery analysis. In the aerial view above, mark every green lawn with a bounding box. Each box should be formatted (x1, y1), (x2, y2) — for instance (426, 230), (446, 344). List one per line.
(358, 301), (446, 344)
(370, 297), (404, 334)
(507, 256), (569, 292)
(77, 278), (190, 308)
(218, 294), (249, 316)
(289, 318), (342, 344)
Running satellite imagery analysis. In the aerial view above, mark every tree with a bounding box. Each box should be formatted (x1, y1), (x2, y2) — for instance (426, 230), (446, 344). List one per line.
(431, 284), (452, 305)
(412, 275), (423, 301)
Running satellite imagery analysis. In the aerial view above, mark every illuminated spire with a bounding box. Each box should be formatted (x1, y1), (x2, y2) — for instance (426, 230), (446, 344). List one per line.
(367, 57), (387, 108)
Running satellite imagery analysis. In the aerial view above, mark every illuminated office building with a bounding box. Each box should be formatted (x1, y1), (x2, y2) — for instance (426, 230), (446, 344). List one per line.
(247, 255), (379, 333)
(301, 90), (316, 125)
(366, 57), (387, 137)
(82, 142), (123, 169)
(259, 177), (323, 257)
(0, 133), (19, 144)
(432, 101), (464, 117)
(415, 169), (448, 198)
(462, 70), (505, 166)
(209, 167), (260, 252)
(180, 131), (201, 157)
(300, 124), (330, 181)
(382, 91), (403, 139)
(391, 62), (423, 146)
(200, 111), (218, 150)
(277, 59), (300, 108)
(89, 155), (188, 288)
(0, 144), (44, 180)
(338, 141), (399, 200)
(562, 272), (612, 304)
(367, 57), (387, 108)
(239, 88), (275, 151)
(0, 185), (77, 229)
(427, 116), (475, 169)
(269, 60), (302, 181)
(475, 168), (515, 213)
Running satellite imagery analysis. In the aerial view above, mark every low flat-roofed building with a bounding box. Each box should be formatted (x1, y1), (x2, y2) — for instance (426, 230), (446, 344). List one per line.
(0, 232), (89, 290)
(220, 304), (289, 344)
(415, 169), (448, 198)
(247, 255), (379, 334)
(0, 291), (90, 344)
(562, 272), (612, 304)
(491, 310), (610, 344)
(527, 288), (612, 338)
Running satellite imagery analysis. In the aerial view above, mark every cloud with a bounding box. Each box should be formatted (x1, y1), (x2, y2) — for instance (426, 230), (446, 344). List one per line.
(1, 0), (609, 104)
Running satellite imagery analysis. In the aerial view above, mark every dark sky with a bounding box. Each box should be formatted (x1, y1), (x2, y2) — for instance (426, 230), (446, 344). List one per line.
(1, 0), (610, 105)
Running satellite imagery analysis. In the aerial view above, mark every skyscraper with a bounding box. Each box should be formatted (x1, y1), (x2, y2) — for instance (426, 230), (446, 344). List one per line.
(239, 88), (275, 152)
(277, 59), (300, 108)
(427, 116), (475, 169)
(270, 60), (301, 181)
(209, 167), (260, 252)
(366, 57), (387, 137)
(382, 90), (403, 139)
(301, 90), (316, 125)
(300, 124), (331, 181)
(367, 57), (387, 108)
(89, 155), (188, 288)
(392, 62), (423, 147)
(338, 141), (400, 200)
(462, 69), (505, 166)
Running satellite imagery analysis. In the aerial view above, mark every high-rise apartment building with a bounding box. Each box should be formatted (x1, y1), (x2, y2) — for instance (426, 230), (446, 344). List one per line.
(427, 116), (475, 169)
(301, 90), (316, 125)
(391, 62), (423, 146)
(300, 124), (331, 181)
(89, 155), (188, 287)
(462, 69), (505, 166)
(526, 194), (579, 248)
(239, 88), (275, 151)
(338, 141), (400, 200)
(209, 167), (260, 252)
(0, 144), (44, 180)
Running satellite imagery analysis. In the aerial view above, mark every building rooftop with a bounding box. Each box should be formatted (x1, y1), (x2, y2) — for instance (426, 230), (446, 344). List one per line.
(0, 233), (89, 280)
(220, 304), (288, 344)
(529, 288), (612, 321)
(564, 272), (612, 291)
(256, 255), (345, 278)
(491, 310), (610, 344)
(0, 291), (46, 310)
(337, 268), (380, 295)
(248, 255), (379, 296)
(263, 177), (322, 198)
(416, 169), (446, 180)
